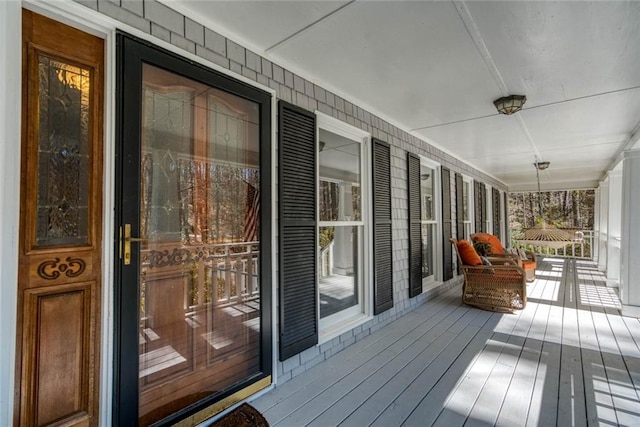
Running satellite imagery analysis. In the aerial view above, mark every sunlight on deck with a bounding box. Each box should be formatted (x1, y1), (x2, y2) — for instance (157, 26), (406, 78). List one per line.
(253, 257), (640, 427)
(579, 285), (622, 310)
(438, 257), (637, 426)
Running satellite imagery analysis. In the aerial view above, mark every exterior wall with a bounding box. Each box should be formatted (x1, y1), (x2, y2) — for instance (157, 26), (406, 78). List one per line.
(0, 1), (22, 423)
(593, 187), (600, 265)
(55, 0), (505, 387)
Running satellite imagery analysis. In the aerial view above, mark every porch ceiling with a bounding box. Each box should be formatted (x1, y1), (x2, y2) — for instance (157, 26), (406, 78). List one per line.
(168, 0), (640, 191)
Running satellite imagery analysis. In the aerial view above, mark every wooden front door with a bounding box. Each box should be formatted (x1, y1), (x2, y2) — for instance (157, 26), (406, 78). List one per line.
(115, 35), (272, 426)
(16, 10), (104, 426)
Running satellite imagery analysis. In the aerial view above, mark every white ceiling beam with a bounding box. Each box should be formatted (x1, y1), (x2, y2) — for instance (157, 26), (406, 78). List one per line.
(455, 1), (542, 163)
(265, 1), (356, 52)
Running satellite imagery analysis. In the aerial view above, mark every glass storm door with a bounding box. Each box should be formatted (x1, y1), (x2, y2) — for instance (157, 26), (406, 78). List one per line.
(115, 35), (272, 426)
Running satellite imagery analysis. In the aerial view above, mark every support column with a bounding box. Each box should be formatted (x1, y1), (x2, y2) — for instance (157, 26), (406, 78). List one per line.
(592, 188), (600, 264)
(597, 179), (609, 272)
(606, 169), (622, 287)
(0, 1), (22, 424)
(333, 183), (354, 275)
(620, 150), (640, 316)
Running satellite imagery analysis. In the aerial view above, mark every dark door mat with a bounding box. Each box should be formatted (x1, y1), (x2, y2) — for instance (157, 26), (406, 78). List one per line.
(211, 403), (269, 427)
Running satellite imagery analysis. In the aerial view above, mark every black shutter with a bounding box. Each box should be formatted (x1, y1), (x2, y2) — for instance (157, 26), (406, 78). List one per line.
(278, 101), (317, 361)
(474, 181), (483, 233)
(480, 183), (487, 232)
(504, 191), (509, 243)
(441, 167), (453, 281)
(372, 139), (393, 314)
(474, 182), (487, 233)
(407, 153), (422, 298)
(455, 173), (464, 240)
(492, 188), (501, 239)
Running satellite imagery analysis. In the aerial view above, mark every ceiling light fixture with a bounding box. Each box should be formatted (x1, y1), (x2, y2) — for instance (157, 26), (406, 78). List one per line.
(493, 95), (527, 115)
(534, 161), (550, 171)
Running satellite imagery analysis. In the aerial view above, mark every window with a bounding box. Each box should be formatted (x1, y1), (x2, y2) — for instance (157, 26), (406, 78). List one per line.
(317, 113), (370, 339)
(419, 158), (442, 288)
(493, 188), (504, 242)
(463, 176), (474, 240)
(485, 185), (493, 234)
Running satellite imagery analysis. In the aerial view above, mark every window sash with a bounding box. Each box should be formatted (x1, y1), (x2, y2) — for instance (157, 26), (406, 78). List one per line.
(316, 112), (371, 342)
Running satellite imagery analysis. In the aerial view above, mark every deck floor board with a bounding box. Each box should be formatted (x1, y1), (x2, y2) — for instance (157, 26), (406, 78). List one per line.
(252, 257), (640, 426)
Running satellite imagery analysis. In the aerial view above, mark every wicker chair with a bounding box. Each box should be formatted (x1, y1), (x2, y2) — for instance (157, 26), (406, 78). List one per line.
(451, 238), (527, 312)
(471, 233), (536, 282)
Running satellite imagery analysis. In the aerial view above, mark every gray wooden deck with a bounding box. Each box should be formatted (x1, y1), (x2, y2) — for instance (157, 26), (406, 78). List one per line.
(252, 257), (640, 426)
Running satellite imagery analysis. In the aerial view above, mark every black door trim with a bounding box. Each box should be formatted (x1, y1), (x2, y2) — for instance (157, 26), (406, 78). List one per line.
(114, 32), (272, 426)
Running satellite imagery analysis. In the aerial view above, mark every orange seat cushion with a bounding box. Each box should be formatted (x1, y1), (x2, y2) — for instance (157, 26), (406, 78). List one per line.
(522, 260), (536, 270)
(472, 233), (505, 254)
(457, 240), (483, 266)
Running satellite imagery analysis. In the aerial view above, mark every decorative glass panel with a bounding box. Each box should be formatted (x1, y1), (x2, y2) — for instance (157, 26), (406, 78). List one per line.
(36, 55), (91, 246)
(141, 86), (193, 241)
(207, 92), (260, 244)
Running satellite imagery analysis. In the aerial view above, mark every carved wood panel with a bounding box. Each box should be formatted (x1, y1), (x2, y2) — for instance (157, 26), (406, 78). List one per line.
(23, 283), (95, 426)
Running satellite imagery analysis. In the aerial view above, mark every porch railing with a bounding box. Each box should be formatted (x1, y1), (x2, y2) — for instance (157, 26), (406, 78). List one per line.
(208, 242), (260, 305)
(140, 241), (260, 308)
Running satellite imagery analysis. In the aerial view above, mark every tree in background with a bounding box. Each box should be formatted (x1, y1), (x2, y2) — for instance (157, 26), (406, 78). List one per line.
(509, 190), (595, 241)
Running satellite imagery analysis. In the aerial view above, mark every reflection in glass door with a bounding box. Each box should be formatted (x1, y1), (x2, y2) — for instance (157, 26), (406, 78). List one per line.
(116, 36), (271, 426)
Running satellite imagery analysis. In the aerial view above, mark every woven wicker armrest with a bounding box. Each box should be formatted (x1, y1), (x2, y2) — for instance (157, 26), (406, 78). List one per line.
(462, 263), (525, 279)
(486, 254), (518, 265)
(489, 252), (518, 259)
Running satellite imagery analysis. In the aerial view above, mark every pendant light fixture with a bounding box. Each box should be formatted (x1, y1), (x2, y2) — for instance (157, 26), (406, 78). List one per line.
(522, 161), (573, 247)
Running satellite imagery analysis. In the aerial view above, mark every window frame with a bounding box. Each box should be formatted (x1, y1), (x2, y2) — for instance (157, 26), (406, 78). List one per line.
(419, 156), (443, 290)
(463, 175), (474, 240)
(315, 112), (372, 342)
(485, 184), (493, 234)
